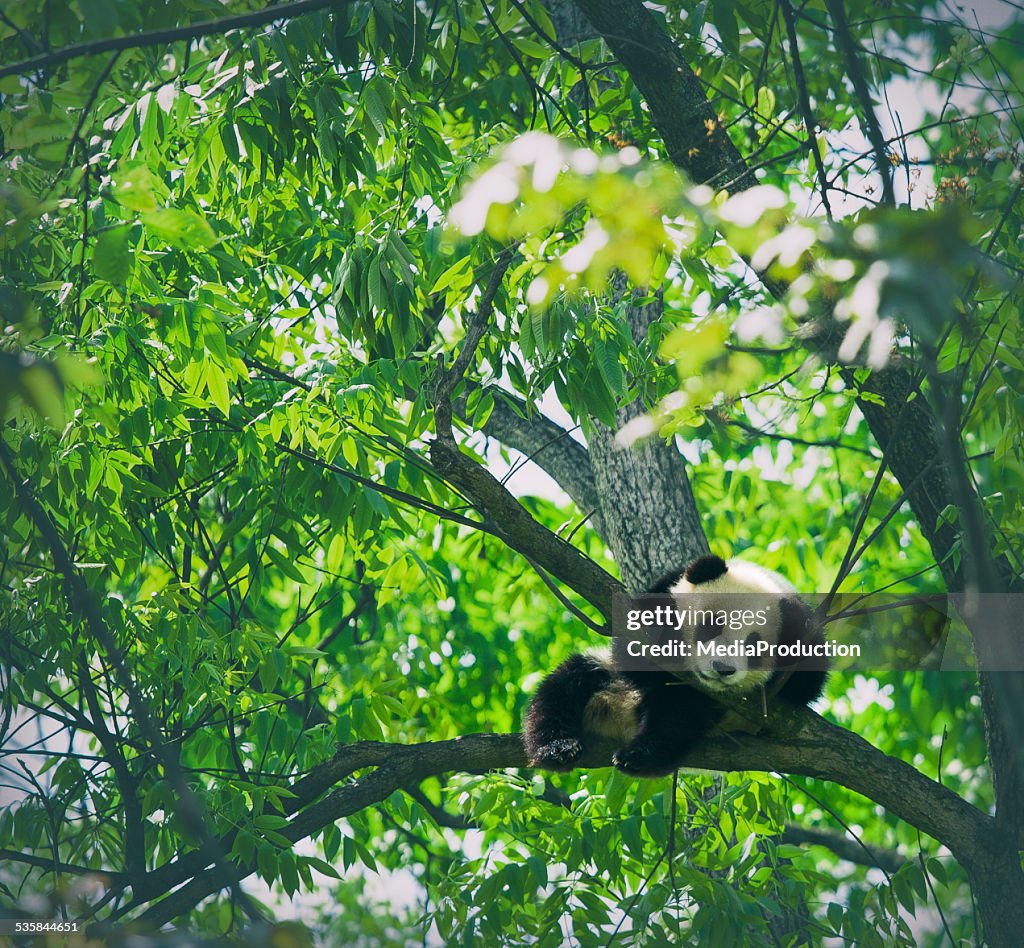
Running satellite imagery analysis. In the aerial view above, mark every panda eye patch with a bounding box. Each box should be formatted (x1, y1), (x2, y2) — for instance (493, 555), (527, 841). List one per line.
(697, 619), (723, 642)
(745, 632), (762, 647)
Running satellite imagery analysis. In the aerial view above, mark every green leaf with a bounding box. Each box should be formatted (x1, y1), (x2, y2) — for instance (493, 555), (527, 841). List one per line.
(756, 86), (776, 120)
(430, 256), (472, 294)
(620, 816), (643, 856)
(265, 545), (307, 584)
(304, 855), (342, 880)
(142, 208), (217, 250)
(257, 845), (278, 882)
(258, 654), (279, 693)
(113, 165), (161, 212)
(594, 336), (625, 396)
(363, 82), (390, 139)
(206, 362), (231, 418)
(254, 814), (290, 830)
(92, 225), (132, 284)
(712, 0), (740, 53)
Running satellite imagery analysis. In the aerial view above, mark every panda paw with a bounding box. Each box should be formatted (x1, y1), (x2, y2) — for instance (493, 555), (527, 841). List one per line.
(529, 738), (584, 771)
(613, 741), (678, 778)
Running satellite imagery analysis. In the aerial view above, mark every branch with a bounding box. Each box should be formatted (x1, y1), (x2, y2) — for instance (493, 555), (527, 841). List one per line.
(430, 250), (621, 617)
(824, 0), (896, 204)
(0, 848), (123, 880)
(132, 706), (992, 926)
(429, 437), (620, 617)
(457, 385), (602, 531)
(433, 247), (516, 429)
(0, 0), (346, 81)
(406, 785), (475, 830)
(780, 0), (834, 219)
(779, 826), (906, 874)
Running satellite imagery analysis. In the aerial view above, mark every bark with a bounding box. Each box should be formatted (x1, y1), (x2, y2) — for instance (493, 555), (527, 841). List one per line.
(548, 0), (755, 191)
(585, 286), (708, 591)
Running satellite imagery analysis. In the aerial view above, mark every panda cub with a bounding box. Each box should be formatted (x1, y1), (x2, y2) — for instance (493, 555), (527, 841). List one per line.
(524, 555), (827, 777)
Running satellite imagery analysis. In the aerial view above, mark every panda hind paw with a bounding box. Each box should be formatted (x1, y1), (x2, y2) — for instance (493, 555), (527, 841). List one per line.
(613, 742), (678, 778)
(529, 738), (584, 771)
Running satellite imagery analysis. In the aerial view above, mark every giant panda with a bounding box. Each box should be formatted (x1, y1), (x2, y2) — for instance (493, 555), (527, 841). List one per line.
(524, 554), (827, 777)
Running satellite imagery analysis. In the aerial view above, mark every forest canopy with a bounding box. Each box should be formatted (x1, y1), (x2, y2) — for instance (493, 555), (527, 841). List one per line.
(2, 1), (1023, 945)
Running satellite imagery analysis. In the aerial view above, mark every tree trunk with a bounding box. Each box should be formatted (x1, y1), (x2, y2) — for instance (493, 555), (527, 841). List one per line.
(964, 845), (1024, 948)
(584, 286), (708, 591)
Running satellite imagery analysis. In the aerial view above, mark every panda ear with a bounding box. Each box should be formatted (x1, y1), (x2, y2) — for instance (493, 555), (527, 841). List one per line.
(683, 555), (728, 585)
(646, 570), (686, 594)
(778, 596), (816, 648)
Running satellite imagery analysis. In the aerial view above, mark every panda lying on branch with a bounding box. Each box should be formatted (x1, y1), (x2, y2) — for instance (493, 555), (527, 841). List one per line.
(524, 555), (828, 778)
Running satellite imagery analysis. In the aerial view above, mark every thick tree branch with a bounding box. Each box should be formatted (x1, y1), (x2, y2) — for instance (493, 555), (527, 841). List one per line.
(0, 0), (346, 81)
(132, 706), (992, 927)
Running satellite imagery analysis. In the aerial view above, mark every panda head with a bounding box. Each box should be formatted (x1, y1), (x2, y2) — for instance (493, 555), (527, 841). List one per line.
(668, 555), (808, 695)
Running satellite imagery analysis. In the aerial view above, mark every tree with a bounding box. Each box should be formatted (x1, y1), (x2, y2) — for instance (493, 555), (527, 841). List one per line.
(1, 0), (1022, 944)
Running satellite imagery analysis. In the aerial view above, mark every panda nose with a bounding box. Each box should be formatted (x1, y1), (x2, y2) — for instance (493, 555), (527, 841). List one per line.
(712, 661), (736, 677)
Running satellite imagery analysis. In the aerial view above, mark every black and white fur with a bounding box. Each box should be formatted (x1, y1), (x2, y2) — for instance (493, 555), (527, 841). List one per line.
(524, 555), (827, 777)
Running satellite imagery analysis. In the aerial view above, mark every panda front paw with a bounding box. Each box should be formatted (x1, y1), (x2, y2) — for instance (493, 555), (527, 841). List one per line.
(613, 741), (678, 778)
(529, 738), (584, 771)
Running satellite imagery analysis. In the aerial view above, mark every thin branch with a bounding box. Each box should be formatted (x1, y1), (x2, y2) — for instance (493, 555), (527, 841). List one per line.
(406, 785), (475, 830)
(780, 0), (833, 219)
(433, 248), (516, 431)
(824, 0), (895, 204)
(0, 848), (122, 879)
(780, 825), (905, 873)
(523, 555), (606, 635)
(714, 416), (875, 457)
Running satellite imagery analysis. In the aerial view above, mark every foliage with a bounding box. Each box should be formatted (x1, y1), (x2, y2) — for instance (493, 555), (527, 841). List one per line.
(1, 0), (1022, 945)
